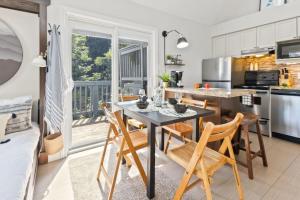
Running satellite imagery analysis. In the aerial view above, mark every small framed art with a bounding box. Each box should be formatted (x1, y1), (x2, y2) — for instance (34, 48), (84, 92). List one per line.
(260, 0), (287, 11)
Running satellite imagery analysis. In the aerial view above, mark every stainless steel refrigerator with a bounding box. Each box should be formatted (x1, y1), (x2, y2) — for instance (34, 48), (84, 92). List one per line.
(202, 57), (244, 89)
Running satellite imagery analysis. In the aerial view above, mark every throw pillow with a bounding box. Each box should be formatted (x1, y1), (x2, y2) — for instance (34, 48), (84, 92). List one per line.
(0, 96), (33, 134)
(0, 114), (10, 141)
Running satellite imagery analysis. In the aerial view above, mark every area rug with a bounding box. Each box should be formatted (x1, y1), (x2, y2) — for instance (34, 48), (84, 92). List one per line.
(68, 147), (192, 200)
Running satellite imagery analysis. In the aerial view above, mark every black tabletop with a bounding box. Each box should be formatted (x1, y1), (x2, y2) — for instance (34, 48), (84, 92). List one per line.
(116, 102), (214, 126)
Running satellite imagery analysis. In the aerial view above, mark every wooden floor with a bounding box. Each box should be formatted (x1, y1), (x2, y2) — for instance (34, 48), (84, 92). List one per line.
(72, 116), (109, 148)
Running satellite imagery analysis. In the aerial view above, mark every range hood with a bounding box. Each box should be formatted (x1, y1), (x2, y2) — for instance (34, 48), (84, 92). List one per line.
(241, 47), (275, 57)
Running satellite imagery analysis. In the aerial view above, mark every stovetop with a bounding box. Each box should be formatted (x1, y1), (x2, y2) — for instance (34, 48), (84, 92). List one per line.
(234, 85), (272, 90)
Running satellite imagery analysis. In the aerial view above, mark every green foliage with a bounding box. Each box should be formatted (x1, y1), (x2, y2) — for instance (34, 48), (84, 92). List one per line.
(166, 54), (172, 60)
(158, 72), (170, 82)
(72, 34), (112, 81)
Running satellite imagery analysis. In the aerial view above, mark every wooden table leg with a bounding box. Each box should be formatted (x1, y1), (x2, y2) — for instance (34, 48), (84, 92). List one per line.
(160, 128), (165, 151)
(122, 111), (127, 165)
(147, 123), (156, 199)
(193, 117), (200, 142)
(122, 111), (127, 126)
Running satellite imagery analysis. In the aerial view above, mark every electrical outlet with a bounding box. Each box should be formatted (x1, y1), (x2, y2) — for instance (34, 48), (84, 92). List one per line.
(298, 72), (300, 79)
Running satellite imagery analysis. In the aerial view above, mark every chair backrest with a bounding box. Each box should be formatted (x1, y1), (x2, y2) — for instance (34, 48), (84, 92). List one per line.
(120, 95), (139, 102)
(209, 113), (243, 155)
(102, 104), (133, 144)
(190, 113), (244, 164)
(181, 98), (207, 109)
(180, 98), (208, 129)
(102, 106), (121, 137)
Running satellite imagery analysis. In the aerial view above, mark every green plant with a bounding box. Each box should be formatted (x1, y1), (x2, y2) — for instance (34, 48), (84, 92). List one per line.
(158, 72), (170, 82)
(166, 54), (173, 60)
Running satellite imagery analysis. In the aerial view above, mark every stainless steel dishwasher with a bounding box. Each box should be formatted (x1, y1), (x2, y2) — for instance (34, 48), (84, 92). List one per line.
(271, 89), (300, 143)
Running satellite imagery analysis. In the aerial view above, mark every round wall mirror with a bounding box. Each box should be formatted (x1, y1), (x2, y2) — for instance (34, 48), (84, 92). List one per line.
(0, 19), (23, 85)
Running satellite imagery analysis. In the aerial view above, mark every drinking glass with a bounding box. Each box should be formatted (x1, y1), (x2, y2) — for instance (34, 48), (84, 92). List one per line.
(175, 92), (182, 103)
(139, 89), (146, 97)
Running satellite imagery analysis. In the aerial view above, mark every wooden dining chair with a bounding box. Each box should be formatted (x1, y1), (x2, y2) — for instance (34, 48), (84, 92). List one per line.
(120, 94), (146, 130)
(162, 98), (208, 153)
(168, 113), (244, 200)
(97, 105), (147, 200)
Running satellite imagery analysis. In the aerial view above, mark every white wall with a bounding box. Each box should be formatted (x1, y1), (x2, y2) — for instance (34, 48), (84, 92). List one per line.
(0, 8), (40, 121)
(211, 0), (300, 37)
(49, 0), (211, 87)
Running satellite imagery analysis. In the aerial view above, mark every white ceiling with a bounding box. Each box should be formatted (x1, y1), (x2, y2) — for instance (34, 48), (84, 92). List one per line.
(128, 0), (260, 25)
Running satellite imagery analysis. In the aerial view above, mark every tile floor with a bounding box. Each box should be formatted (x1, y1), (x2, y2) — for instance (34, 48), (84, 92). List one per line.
(34, 132), (300, 200)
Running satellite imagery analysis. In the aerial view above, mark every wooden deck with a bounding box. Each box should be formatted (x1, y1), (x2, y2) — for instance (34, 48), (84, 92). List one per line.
(72, 117), (109, 148)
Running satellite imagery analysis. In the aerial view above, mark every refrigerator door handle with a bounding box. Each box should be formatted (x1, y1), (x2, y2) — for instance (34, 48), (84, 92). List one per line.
(202, 80), (231, 82)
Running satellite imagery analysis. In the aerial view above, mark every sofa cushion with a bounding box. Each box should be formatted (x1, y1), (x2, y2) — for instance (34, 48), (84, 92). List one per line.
(0, 96), (33, 134)
(0, 114), (10, 141)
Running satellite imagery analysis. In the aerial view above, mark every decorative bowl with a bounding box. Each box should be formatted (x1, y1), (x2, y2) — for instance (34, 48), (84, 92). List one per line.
(168, 98), (178, 105)
(136, 101), (149, 109)
(174, 104), (188, 113)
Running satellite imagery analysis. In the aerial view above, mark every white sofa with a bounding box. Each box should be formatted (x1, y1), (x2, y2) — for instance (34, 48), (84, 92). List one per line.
(0, 123), (40, 200)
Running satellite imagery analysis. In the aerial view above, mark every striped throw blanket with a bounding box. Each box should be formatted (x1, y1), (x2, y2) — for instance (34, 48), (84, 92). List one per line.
(44, 25), (71, 132)
(0, 96), (32, 134)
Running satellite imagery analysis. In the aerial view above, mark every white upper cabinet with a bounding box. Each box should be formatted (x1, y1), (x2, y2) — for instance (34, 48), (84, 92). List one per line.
(257, 23), (276, 47)
(275, 18), (297, 42)
(212, 35), (226, 57)
(226, 32), (242, 56)
(241, 28), (257, 51)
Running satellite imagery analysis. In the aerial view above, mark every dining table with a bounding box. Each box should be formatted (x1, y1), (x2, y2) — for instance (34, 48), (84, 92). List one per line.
(115, 101), (214, 199)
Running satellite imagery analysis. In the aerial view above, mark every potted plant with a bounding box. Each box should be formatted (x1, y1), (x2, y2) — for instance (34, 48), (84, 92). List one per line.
(166, 55), (173, 64)
(158, 72), (170, 88)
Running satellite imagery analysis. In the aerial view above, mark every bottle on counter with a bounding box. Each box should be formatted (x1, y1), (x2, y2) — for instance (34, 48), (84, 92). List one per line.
(250, 63), (254, 71)
(254, 63), (259, 71)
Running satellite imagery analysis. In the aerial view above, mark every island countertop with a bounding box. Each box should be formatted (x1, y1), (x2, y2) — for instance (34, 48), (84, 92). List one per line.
(165, 87), (256, 98)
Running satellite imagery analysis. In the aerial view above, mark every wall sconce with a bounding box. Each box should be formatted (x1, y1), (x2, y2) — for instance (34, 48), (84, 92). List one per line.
(162, 30), (189, 49)
(32, 53), (46, 68)
(162, 30), (189, 71)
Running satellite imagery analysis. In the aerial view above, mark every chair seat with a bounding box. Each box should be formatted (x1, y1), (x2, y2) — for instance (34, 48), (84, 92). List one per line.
(128, 119), (145, 129)
(168, 142), (227, 175)
(162, 122), (193, 137)
(115, 130), (148, 154)
(240, 113), (258, 126)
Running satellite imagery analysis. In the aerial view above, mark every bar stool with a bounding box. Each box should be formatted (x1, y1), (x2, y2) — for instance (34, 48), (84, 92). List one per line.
(224, 112), (268, 179)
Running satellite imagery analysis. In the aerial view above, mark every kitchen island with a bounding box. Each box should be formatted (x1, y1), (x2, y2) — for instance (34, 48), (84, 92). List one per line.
(165, 87), (256, 124)
(165, 87), (255, 98)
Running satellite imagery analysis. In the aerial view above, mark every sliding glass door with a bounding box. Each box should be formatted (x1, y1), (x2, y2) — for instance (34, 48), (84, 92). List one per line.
(71, 30), (113, 149)
(118, 38), (148, 96)
(66, 19), (155, 152)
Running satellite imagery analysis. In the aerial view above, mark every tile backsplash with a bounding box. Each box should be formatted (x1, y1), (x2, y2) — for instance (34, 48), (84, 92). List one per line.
(235, 54), (300, 87)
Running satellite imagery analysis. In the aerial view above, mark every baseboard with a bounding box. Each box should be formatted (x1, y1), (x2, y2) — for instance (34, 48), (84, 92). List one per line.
(272, 132), (300, 144)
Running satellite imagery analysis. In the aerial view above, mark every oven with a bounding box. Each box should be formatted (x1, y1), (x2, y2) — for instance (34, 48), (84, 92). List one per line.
(240, 89), (271, 136)
(276, 39), (300, 64)
(235, 70), (279, 137)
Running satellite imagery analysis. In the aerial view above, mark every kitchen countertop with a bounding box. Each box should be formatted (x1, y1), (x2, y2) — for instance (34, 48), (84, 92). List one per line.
(165, 87), (256, 98)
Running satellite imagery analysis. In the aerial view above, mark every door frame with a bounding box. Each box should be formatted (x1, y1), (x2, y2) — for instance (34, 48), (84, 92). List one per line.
(57, 7), (158, 156)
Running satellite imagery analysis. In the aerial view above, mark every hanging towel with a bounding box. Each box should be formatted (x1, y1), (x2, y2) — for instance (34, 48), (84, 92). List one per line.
(44, 25), (72, 133)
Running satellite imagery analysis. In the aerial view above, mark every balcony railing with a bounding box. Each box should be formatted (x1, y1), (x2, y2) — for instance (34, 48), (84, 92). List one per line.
(72, 81), (111, 119)
(72, 44), (147, 120)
